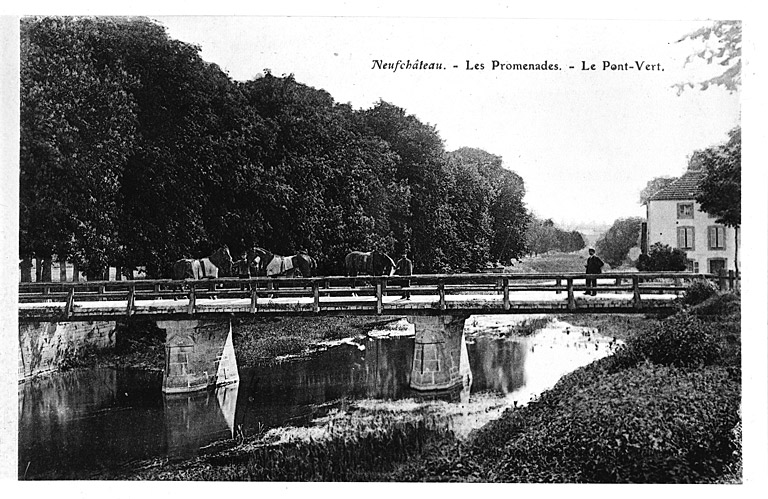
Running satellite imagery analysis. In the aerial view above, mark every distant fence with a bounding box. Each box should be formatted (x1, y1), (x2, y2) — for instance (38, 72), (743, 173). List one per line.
(19, 258), (147, 283)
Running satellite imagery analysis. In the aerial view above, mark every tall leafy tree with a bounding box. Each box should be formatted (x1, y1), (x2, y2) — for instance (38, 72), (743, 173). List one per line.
(239, 75), (403, 274)
(20, 16), (139, 277)
(106, 18), (243, 275)
(696, 126), (741, 273)
(360, 101), (452, 272)
(443, 150), (494, 271)
(596, 217), (644, 268)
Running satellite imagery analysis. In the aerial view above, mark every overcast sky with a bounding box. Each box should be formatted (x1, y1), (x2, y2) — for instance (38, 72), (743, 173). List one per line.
(155, 15), (740, 228)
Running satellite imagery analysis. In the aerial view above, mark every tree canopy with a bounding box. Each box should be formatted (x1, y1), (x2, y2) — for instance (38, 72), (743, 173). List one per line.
(595, 217), (644, 268)
(695, 127), (741, 228)
(673, 20), (741, 95)
(526, 217), (586, 256)
(20, 16), (533, 278)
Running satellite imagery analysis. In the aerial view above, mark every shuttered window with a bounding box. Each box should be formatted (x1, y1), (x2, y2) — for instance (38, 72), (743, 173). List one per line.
(677, 226), (695, 250)
(708, 226), (726, 250)
(677, 203), (694, 219)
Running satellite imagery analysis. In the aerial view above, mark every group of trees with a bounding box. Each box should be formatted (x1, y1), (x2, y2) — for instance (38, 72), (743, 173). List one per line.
(595, 217), (643, 269)
(20, 16), (532, 278)
(525, 217), (586, 256)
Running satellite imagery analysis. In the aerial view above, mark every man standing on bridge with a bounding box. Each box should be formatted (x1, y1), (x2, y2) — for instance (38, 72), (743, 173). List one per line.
(395, 251), (413, 300)
(584, 248), (604, 296)
(235, 251), (251, 290)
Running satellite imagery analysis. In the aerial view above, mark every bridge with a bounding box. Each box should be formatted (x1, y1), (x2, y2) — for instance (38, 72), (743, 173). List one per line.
(18, 272), (736, 395)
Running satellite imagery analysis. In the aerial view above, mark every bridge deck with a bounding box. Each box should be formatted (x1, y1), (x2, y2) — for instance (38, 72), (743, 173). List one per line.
(19, 289), (680, 320)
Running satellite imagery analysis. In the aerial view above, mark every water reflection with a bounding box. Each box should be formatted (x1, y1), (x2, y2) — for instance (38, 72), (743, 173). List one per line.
(164, 383), (239, 460)
(19, 317), (619, 479)
(468, 337), (527, 395)
(18, 369), (164, 479)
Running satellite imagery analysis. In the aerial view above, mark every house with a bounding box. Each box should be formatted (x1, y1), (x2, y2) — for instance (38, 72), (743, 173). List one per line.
(645, 169), (739, 274)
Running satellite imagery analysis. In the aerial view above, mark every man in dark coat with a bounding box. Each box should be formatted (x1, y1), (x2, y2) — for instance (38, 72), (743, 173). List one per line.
(584, 248), (604, 296)
(234, 251), (251, 290)
(395, 252), (413, 299)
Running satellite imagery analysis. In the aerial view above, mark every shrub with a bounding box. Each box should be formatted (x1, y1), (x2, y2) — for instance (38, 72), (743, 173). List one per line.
(683, 279), (718, 306)
(470, 364), (741, 483)
(611, 312), (724, 369)
(636, 243), (688, 271)
(691, 291), (740, 317)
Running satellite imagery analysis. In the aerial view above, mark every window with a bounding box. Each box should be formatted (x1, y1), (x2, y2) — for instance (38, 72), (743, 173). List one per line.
(686, 259), (699, 273)
(677, 226), (695, 250)
(677, 202), (694, 219)
(708, 258), (727, 275)
(708, 226), (726, 250)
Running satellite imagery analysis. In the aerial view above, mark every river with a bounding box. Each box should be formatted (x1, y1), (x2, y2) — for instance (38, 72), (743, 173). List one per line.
(18, 315), (620, 479)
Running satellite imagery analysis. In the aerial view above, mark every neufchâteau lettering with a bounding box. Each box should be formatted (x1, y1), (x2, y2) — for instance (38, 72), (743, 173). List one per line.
(371, 59), (444, 72)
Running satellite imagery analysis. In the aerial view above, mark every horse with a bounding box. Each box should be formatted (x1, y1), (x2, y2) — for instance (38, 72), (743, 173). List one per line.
(172, 245), (233, 299)
(246, 247), (316, 278)
(246, 247), (317, 296)
(345, 250), (395, 277)
(345, 250), (395, 293)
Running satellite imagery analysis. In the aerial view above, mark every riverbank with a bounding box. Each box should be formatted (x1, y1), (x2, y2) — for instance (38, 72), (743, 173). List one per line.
(389, 292), (741, 483)
(94, 291), (740, 483)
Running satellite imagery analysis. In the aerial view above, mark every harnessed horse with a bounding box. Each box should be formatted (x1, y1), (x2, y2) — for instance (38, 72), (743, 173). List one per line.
(246, 247), (317, 295)
(344, 250), (395, 292)
(172, 245), (233, 298)
(246, 247), (316, 278)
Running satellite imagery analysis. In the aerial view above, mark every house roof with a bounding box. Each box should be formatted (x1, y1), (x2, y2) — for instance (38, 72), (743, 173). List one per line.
(648, 170), (706, 201)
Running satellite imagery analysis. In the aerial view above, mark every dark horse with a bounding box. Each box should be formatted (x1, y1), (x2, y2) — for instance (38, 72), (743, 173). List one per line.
(345, 250), (395, 293)
(345, 250), (395, 277)
(172, 245), (233, 299)
(247, 247), (317, 278)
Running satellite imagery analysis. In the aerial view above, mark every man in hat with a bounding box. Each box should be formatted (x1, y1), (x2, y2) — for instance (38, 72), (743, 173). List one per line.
(584, 248), (604, 296)
(395, 251), (413, 299)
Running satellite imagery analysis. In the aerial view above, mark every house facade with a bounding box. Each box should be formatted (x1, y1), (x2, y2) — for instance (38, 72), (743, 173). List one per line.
(645, 170), (739, 274)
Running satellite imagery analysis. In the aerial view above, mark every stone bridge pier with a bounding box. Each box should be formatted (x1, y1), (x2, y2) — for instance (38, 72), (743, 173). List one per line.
(408, 315), (472, 392)
(156, 319), (239, 394)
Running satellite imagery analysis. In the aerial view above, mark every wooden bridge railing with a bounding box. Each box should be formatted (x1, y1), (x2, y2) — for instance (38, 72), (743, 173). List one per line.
(18, 271), (738, 319)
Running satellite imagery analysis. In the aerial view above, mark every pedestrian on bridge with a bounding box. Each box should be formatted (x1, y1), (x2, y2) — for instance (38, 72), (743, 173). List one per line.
(235, 251), (251, 290)
(584, 248), (604, 296)
(395, 251), (413, 299)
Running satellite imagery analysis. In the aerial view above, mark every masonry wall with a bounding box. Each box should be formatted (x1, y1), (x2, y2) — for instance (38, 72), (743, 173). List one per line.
(18, 321), (117, 380)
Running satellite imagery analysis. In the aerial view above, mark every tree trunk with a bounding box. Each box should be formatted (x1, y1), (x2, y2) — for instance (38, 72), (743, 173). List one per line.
(20, 258), (33, 282)
(734, 225), (739, 277)
(59, 259), (68, 282)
